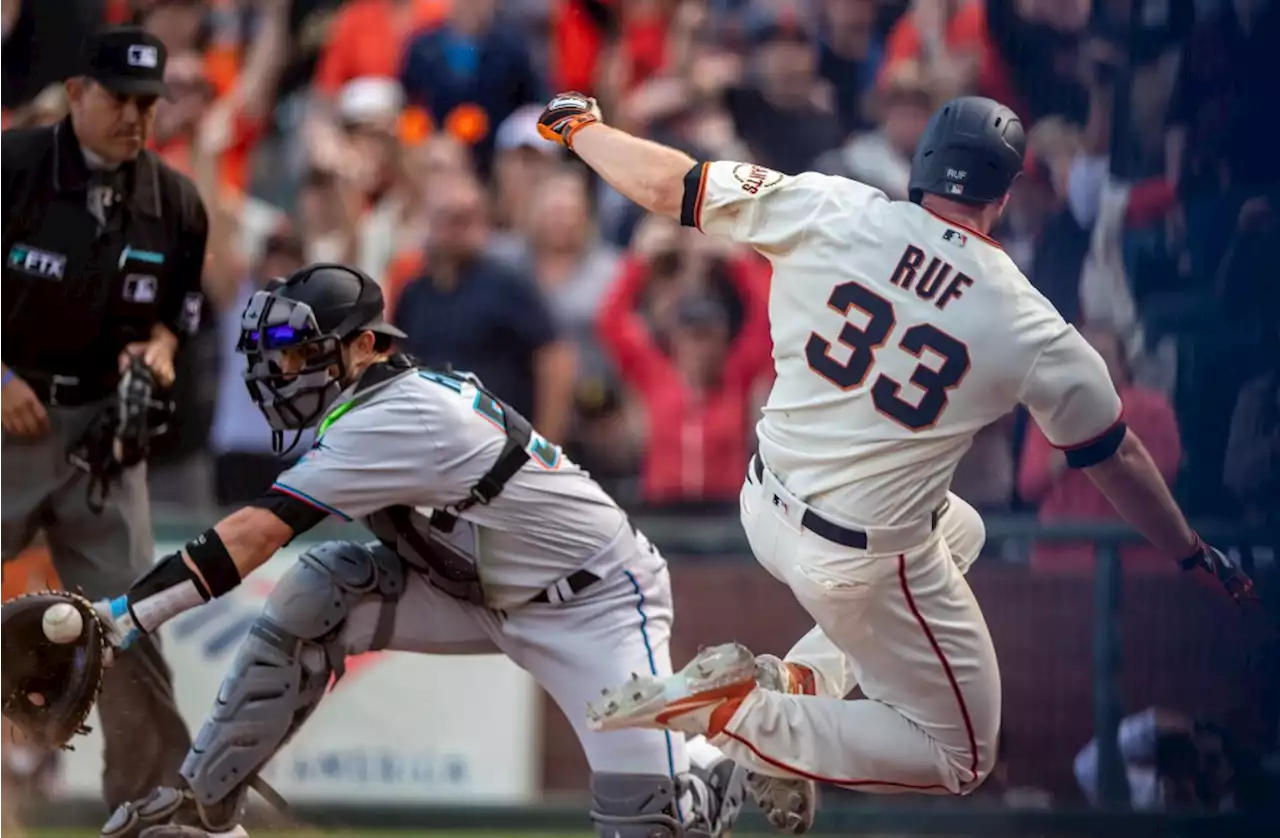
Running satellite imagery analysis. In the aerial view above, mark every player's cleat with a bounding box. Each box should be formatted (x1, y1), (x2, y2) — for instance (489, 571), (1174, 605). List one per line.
(693, 754), (749, 837)
(747, 654), (818, 835)
(586, 642), (758, 736)
(754, 653), (818, 697)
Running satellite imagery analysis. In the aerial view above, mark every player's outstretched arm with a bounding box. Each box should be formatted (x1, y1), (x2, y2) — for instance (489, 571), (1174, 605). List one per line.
(1019, 323), (1253, 603)
(98, 506), (294, 649)
(538, 92), (696, 220)
(1083, 431), (1254, 601)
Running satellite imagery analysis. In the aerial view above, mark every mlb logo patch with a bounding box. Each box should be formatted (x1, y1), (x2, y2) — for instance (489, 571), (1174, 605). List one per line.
(942, 229), (968, 247)
(945, 183), (965, 196)
(123, 273), (158, 303)
(127, 45), (159, 68)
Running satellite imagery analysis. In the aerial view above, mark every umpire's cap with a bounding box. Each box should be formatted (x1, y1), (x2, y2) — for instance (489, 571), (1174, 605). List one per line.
(908, 96), (1025, 205)
(78, 26), (170, 98)
(271, 263), (407, 341)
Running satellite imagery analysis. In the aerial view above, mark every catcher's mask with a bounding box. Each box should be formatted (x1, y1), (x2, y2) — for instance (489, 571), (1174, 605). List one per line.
(67, 356), (173, 513)
(237, 263), (405, 454)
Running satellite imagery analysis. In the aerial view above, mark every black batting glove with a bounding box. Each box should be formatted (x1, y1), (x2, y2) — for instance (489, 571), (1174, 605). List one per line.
(1179, 538), (1255, 604)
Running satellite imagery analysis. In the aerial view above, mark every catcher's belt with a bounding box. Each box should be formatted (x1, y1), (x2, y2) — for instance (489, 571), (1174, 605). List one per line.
(1, 591), (110, 750)
(66, 355), (174, 514)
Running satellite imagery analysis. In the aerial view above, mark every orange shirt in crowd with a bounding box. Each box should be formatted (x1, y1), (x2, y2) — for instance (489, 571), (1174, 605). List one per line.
(151, 112), (263, 195)
(313, 0), (452, 97)
(1019, 386), (1183, 575)
(879, 1), (1024, 117)
(383, 248), (427, 321)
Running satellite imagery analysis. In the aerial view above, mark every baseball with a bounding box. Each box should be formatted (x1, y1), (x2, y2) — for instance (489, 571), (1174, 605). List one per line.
(42, 602), (84, 644)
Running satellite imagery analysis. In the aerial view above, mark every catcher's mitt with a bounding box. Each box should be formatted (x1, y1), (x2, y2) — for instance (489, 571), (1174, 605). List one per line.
(1, 591), (110, 750)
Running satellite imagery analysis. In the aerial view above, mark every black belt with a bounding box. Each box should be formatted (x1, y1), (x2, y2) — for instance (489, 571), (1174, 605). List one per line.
(530, 569), (601, 604)
(16, 372), (113, 407)
(751, 456), (945, 551)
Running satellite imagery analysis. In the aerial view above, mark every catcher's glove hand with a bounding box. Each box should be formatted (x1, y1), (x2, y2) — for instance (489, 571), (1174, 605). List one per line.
(537, 92), (602, 150)
(1179, 540), (1255, 604)
(1, 591), (111, 750)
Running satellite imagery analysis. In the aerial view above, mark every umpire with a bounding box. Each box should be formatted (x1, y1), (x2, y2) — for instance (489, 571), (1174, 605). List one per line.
(1, 27), (201, 808)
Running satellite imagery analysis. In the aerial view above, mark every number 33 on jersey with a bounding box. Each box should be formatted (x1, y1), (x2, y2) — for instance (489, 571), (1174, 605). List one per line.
(680, 160), (1121, 525)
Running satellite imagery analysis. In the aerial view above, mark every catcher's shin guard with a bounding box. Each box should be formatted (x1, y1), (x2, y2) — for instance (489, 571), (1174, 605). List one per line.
(179, 540), (404, 821)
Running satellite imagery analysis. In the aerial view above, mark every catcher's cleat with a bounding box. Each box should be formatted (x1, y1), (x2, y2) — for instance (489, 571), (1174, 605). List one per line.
(747, 654), (818, 835)
(586, 643), (757, 736)
(696, 754), (749, 837)
(101, 787), (247, 838)
(139, 828), (248, 838)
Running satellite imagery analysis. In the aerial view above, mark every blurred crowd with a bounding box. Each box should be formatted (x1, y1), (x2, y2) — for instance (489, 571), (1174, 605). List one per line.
(1, 0), (1277, 551)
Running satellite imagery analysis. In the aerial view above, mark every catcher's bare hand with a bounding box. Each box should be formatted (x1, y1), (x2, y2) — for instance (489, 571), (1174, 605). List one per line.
(537, 92), (603, 150)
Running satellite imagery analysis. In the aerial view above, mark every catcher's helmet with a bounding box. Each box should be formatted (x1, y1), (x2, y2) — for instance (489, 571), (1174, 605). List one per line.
(908, 96), (1025, 205)
(237, 263), (406, 446)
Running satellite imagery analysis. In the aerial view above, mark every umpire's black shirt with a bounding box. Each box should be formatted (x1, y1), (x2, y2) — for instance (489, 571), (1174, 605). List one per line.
(2, 117), (208, 399)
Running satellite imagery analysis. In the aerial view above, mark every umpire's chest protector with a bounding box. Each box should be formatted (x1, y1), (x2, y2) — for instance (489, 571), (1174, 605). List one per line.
(2, 120), (205, 372)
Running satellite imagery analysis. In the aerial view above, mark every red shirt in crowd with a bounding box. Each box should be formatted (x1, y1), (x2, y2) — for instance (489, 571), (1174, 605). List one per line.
(1018, 385), (1183, 574)
(598, 256), (773, 505)
(553, 0), (669, 94)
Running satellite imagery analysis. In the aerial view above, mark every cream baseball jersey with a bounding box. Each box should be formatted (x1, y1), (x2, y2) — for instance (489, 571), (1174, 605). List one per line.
(682, 161), (1122, 527)
(271, 368), (635, 608)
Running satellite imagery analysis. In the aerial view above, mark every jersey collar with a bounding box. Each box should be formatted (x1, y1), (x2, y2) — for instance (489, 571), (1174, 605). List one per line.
(52, 117), (163, 218)
(317, 354), (419, 435)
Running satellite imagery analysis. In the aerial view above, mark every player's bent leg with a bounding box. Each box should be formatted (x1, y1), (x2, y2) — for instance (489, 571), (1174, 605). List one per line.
(101, 541), (407, 838)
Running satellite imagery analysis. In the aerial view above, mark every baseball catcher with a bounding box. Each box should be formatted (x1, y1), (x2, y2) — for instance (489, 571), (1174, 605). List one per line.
(2, 263), (760, 838)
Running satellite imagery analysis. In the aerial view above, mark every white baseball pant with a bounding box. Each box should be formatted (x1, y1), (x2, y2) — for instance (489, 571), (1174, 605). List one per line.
(709, 463), (1001, 794)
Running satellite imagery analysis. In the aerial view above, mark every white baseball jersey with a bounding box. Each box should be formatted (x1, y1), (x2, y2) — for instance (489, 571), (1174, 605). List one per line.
(684, 161), (1122, 526)
(271, 368), (633, 608)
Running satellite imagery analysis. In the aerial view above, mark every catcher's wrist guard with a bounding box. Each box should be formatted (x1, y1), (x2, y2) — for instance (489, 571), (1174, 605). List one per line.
(1, 591), (110, 750)
(538, 92), (602, 150)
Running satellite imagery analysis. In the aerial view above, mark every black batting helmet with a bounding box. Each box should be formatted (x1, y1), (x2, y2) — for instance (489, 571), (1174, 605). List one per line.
(908, 96), (1025, 205)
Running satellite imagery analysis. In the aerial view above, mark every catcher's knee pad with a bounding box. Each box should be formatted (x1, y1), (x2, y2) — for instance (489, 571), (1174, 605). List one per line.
(179, 540), (404, 816)
(590, 772), (709, 838)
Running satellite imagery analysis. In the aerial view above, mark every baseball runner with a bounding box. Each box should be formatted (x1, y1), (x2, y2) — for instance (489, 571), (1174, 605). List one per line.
(534, 93), (1255, 832)
(3, 264), (748, 838)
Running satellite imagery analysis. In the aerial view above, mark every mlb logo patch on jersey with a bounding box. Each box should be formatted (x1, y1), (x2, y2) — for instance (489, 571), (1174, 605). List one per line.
(942, 228), (968, 247)
(123, 273), (158, 303)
